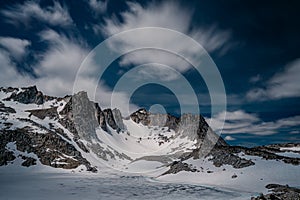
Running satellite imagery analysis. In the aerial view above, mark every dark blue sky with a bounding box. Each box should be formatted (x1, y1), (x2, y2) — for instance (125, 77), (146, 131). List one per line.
(0, 0), (299, 146)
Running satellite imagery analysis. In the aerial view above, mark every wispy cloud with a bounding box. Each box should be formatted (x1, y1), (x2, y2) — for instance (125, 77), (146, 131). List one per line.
(0, 28), (137, 116)
(290, 130), (300, 134)
(249, 74), (261, 84)
(0, 49), (33, 87)
(34, 29), (89, 95)
(100, 1), (231, 81)
(224, 135), (236, 141)
(0, 29), (89, 95)
(0, 0), (230, 116)
(36, 29), (137, 115)
(1, 1), (73, 27)
(209, 110), (300, 136)
(88, 0), (108, 15)
(0, 37), (31, 60)
(247, 58), (300, 101)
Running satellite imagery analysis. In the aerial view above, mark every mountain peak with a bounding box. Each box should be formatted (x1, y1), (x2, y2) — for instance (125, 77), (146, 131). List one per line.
(3, 85), (44, 105)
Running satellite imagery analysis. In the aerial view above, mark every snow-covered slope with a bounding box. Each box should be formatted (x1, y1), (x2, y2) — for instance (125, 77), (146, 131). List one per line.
(0, 86), (299, 195)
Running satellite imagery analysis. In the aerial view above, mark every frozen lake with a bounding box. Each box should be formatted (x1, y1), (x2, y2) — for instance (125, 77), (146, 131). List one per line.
(0, 171), (253, 200)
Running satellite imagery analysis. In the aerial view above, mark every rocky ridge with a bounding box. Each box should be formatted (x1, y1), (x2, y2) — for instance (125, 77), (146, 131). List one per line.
(252, 184), (300, 200)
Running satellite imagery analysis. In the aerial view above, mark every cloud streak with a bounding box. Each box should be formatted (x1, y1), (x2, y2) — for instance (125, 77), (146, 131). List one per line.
(0, 49), (33, 87)
(209, 110), (300, 136)
(88, 0), (108, 15)
(0, 28), (137, 116)
(247, 58), (300, 101)
(0, 37), (31, 60)
(100, 1), (231, 81)
(0, 1), (143, 116)
(1, 1), (73, 27)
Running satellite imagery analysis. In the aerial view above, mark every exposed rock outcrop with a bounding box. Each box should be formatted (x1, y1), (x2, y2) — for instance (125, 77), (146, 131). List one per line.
(21, 156), (37, 167)
(95, 103), (107, 131)
(103, 109), (119, 130)
(130, 108), (227, 146)
(161, 142), (300, 176)
(0, 87), (19, 94)
(162, 160), (198, 175)
(4, 86), (44, 105)
(0, 101), (16, 113)
(130, 108), (150, 125)
(26, 107), (59, 120)
(59, 92), (124, 137)
(207, 147), (254, 168)
(130, 108), (179, 130)
(0, 127), (95, 170)
(71, 91), (99, 141)
(112, 108), (125, 130)
(252, 184), (300, 200)
(0, 149), (15, 166)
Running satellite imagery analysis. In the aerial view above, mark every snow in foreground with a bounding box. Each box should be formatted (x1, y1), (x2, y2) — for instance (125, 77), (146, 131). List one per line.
(158, 154), (300, 194)
(0, 166), (254, 200)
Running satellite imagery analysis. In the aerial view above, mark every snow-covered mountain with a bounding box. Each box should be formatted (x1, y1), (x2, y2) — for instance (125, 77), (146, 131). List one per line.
(0, 85), (225, 171)
(0, 86), (300, 196)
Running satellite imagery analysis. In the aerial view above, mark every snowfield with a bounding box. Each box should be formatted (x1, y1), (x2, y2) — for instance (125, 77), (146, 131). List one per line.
(0, 165), (255, 200)
(280, 146), (300, 152)
(1, 152), (299, 200)
(157, 155), (300, 194)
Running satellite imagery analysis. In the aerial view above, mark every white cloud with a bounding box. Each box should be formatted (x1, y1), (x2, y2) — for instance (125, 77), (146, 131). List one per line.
(134, 63), (180, 82)
(224, 136), (235, 141)
(0, 29), (88, 95)
(220, 110), (259, 122)
(190, 25), (231, 53)
(0, 29), (137, 116)
(100, 1), (230, 80)
(33, 29), (90, 95)
(101, 1), (192, 35)
(88, 0), (107, 14)
(0, 1), (230, 115)
(119, 49), (191, 77)
(35, 29), (137, 115)
(0, 37), (31, 60)
(290, 130), (300, 134)
(247, 59), (300, 101)
(209, 110), (300, 136)
(1, 1), (73, 27)
(0, 49), (33, 87)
